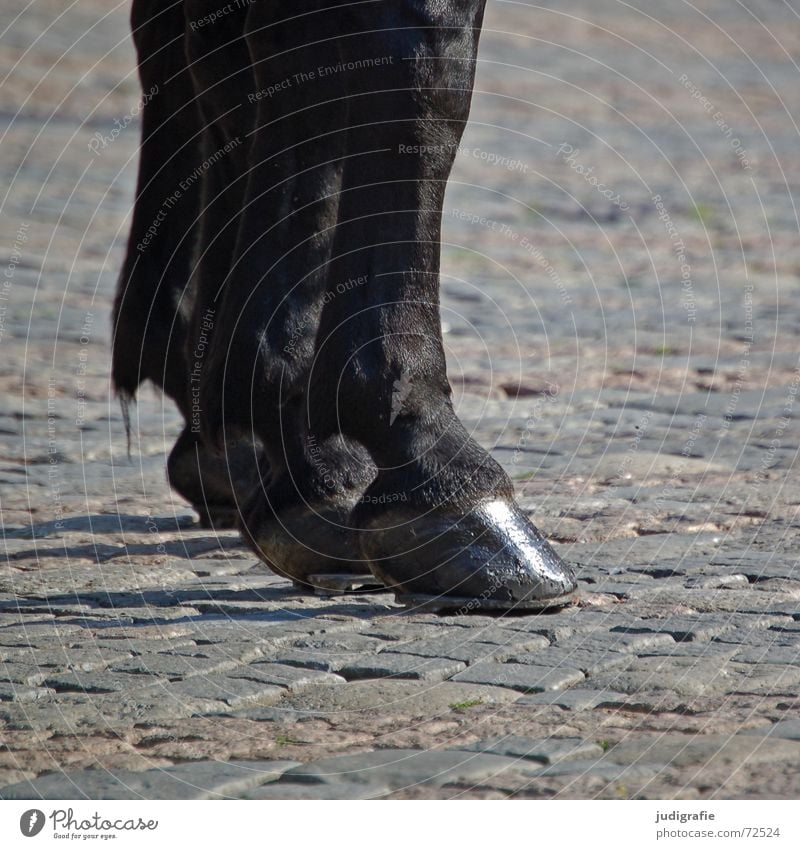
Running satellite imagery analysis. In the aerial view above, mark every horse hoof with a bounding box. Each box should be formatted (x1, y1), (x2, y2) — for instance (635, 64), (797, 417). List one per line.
(167, 427), (261, 522)
(358, 499), (577, 612)
(239, 497), (371, 587)
(194, 503), (240, 530)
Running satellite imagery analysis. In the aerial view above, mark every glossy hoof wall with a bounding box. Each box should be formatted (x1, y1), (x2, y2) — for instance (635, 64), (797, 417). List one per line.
(195, 503), (240, 530)
(167, 428), (261, 527)
(359, 499), (577, 612)
(239, 499), (372, 588)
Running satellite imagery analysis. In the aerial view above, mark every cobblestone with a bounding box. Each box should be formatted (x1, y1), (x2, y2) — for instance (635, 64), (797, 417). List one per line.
(41, 671), (161, 694)
(589, 656), (738, 698)
(166, 677), (286, 711)
(384, 633), (550, 662)
(607, 735), (800, 771)
(515, 689), (629, 711)
(339, 654), (467, 682)
(732, 646), (800, 666)
(0, 683), (54, 703)
(609, 617), (739, 643)
(282, 749), (541, 788)
(507, 648), (629, 676)
(531, 760), (658, 782)
(244, 781), (390, 800)
(226, 663), (346, 691)
(462, 736), (604, 764)
(452, 662), (586, 693)
(742, 720), (800, 741)
(0, 760), (301, 800)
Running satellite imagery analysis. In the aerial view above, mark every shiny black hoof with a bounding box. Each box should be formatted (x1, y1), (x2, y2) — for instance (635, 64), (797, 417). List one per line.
(194, 503), (239, 530)
(239, 496), (373, 588)
(358, 499), (577, 612)
(167, 427), (260, 528)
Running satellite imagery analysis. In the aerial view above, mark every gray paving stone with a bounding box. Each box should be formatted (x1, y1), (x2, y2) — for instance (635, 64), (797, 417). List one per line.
(161, 643), (267, 664)
(581, 580), (667, 599)
(635, 641), (740, 659)
(441, 624), (554, 648)
(610, 617), (738, 643)
(339, 654), (466, 682)
(461, 736), (604, 764)
(557, 632), (678, 654)
(166, 675), (285, 709)
(185, 618), (365, 647)
(76, 606), (203, 624)
(533, 759), (659, 781)
(0, 760), (301, 800)
(88, 638), (198, 654)
(359, 623), (448, 643)
(25, 647), (130, 672)
(590, 656), (736, 698)
(267, 649), (366, 673)
(0, 623), (85, 643)
(724, 663), (800, 695)
(623, 390), (783, 421)
(108, 653), (241, 680)
(382, 634), (549, 664)
(495, 613), (609, 643)
(607, 734), (800, 770)
(188, 601), (306, 617)
(509, 647), (630, 676)
(0, 702), (97, 733)
(1, 603), (96, 618)
(0, 613), (55, 629)
(639, 589), (799, 615)
(73, 689), (213, 725)
(683, 573), (750, 590)
(709, 559), (796, 580)
(713, 625), (798, 648)
(515, 688), (630, 711)
(275, 680), (519, 715)
(41, 671), (162, 693)
(451, 662), (585, 693)
(243, 781), (389, 799)
(732, 646), (800, 666)
(283, 748), (541, 788)
(226, 663), (345, 690)
(220, 706), (310, 724)
(0, 683), (54, 703)
(6, 513), (196, 539)
(741, 720), (800, 741)
(0, 662), (48, 686)
(287, 633), (391, 654)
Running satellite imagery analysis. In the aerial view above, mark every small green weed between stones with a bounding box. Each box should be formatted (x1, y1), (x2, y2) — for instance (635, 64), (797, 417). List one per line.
(275, 734), (308, 747)
(450, 698), (483, 712)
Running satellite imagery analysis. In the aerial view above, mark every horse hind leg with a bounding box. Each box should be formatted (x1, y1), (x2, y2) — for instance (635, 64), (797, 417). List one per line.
(114, 0), (257, 527)
(113, 0), (200, 417)
(193, 1), (378, 581)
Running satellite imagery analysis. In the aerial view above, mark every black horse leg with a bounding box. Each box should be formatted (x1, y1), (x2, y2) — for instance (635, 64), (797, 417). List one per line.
(113, 0), (199, 414)
(169, 0), (266, 527)
(197, 2), (376, 581)
(114, 0), (255, 527)
(307, 1), (576, 609)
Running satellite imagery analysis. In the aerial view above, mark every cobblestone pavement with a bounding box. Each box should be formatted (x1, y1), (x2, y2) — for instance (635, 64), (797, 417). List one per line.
(1, 0), (799, 800)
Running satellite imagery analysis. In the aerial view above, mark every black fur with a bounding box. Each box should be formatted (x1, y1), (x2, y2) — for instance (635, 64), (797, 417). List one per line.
(114, 0), (515, 533)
